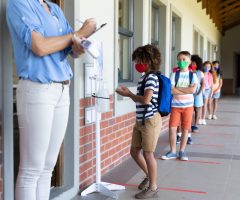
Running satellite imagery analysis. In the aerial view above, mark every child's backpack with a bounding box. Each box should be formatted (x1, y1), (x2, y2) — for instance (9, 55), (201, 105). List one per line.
(140, 71), (172, 120)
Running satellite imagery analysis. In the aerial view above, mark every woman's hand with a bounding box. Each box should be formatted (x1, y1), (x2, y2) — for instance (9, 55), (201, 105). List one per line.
(75, 18), (97, 38)
(71, 35), (85, 58)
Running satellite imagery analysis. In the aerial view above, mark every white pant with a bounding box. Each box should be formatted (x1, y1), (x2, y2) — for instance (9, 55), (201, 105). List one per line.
(15, 80), (70, 200)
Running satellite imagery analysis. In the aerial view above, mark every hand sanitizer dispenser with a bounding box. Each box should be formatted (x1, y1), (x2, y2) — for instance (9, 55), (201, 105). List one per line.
(96, 81), (110, 113)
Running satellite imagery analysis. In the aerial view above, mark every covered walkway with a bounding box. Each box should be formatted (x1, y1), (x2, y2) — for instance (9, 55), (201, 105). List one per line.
(73, 96), (240, 200)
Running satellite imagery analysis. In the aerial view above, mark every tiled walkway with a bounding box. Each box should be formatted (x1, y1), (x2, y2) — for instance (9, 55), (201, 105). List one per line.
(72, 96), (240, 200)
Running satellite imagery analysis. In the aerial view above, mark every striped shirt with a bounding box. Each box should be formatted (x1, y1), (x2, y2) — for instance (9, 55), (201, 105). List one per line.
(136, 73), (159, 121)
(171, 71), (198, 108)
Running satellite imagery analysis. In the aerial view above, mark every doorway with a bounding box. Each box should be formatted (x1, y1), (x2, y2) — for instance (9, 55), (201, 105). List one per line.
(235, 54), (240, 95)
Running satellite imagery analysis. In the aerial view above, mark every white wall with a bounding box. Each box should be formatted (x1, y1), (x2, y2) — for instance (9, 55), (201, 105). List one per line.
(221, 25), (240, 79)
(169, 0), (221, 57)
(74, 0), (115, 98)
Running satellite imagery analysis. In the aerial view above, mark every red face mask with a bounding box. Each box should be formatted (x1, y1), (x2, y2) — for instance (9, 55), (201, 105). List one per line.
(135, 63), (148, 73)
(191, 65), (197, 71)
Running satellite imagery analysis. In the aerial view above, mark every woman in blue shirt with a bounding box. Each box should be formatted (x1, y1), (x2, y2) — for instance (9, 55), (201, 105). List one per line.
(6, 0), (96, 199)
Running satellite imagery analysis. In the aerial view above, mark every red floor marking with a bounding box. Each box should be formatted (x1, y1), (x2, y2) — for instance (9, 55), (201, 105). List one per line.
(192, 143), (224, 148)
(110, 182), (207, 195)
(159, 187), (207, 194)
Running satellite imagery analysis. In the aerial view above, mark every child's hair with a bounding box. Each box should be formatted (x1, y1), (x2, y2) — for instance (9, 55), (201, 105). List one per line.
(203, 61), (212, 67)
(212, 60), (222, 77)
(177, 51), (191, 59)
(212, 60), (220, 65)
(132, 44), (161, 71)
(191, 54), (203, 71)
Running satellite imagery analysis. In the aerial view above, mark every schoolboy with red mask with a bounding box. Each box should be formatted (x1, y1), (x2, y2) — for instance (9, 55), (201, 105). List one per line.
(116, 44), (162, 199)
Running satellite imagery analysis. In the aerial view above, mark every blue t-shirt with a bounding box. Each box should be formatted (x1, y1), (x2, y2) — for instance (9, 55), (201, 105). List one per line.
(136, 73), (159, 121)
(6, 0), (73, 83)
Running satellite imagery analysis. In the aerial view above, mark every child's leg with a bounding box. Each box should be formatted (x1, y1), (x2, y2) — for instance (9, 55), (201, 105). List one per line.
(197, 106), (202, 124)
(202, 97), (209, 121)
(141, 113), (162, 189)
(180, 128), (189, 151)
(180, 107), (194, 152)
(213, 98), (218, 115)
(130, 147), (148, 176)
(143, 151), (157, 190)
(207, 97), (212, 117)
(170, 127), (178, 152)
(131, 124), (148, 176)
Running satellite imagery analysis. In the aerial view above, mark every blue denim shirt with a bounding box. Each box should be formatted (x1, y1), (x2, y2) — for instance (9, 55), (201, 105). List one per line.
(6, 0), (73, 83)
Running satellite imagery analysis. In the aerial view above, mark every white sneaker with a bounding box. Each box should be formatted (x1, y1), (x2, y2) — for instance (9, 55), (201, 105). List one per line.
(212, 115), (217, 120)
(198, 119), (203, 125)
(208, 115), (212, 120)
(202, 119), (207, 125)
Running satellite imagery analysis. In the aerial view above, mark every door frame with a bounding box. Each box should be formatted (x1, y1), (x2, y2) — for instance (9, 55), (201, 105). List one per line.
(1, 0), (15, 199)
(0, 0), (79, 199)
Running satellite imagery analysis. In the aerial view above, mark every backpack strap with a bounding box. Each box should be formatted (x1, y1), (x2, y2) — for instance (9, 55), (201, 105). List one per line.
(175, 70), (180, 87)
(175, 70), (194, 87)
(140, 71), (159, 125)
(189, 71), (193, 85)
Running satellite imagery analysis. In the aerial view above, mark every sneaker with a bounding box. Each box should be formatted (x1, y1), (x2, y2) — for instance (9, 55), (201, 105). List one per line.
(187, 137), (193, 145)
(135, 187), (159, 199)
(178, 151), (188, 161)
(161, 151), (177, 160)
(208, 115), (212, 120)
(212, 115), (218, 120)
(202, 119), (207, 125)
(176, 135), (181, 144)
(198, 119), (203, 125)
(191, 125), (199, 133)
(138, 177), (149, 190)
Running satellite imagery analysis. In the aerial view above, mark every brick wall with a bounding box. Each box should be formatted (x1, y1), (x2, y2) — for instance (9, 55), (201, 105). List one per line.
(78, 95), (169, 189)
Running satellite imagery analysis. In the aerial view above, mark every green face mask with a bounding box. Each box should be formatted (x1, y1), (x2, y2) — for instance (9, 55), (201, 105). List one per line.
(177, 61), (189, 69)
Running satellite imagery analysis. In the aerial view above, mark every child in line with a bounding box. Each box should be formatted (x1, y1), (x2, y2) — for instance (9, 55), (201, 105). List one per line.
(116, 44), (162, 199)
(209, 61), (223, 119)
(200, 61), (213, 125)
(191, 55), (204, 132)
(161, 51), (198, 161)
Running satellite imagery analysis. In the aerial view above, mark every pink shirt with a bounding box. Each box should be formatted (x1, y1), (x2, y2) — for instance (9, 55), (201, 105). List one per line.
(204, 73), (213, 89)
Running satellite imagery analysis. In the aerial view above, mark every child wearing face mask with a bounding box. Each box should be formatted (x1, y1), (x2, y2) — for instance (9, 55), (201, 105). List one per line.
(191, 55), (205, 132)
(200, 61), (213, 125)
(209, 61), (223, 119)
(161, 51), (198, 161)
(116, 44), (162, 199)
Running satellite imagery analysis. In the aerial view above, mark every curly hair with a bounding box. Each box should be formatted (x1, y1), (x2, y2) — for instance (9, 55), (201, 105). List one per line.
(191, 54), (203, 71)
(132, 44), (161, 71)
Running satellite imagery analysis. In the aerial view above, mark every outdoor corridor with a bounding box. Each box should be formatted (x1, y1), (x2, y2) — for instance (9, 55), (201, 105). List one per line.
(73, 96), (240, 200)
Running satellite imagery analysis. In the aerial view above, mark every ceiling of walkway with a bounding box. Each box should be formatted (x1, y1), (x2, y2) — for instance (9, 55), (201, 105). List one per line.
(197, 0), (240, 34)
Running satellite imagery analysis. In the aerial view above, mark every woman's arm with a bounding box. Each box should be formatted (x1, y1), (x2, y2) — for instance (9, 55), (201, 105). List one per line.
(31, 19), (96, 57)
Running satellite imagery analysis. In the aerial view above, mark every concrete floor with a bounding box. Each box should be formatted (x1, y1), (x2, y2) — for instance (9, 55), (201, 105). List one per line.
(72, 96), (240, 200)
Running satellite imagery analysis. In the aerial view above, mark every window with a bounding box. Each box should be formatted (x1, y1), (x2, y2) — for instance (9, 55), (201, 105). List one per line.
(193, 27), (204, 58)
(171, 13), (181, 69)
(118, 0), (134, 82)
(151, 4), (160, 46)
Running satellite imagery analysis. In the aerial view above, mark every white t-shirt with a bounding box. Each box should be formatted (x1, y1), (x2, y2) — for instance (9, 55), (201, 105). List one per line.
(170, 71), (198, 108)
